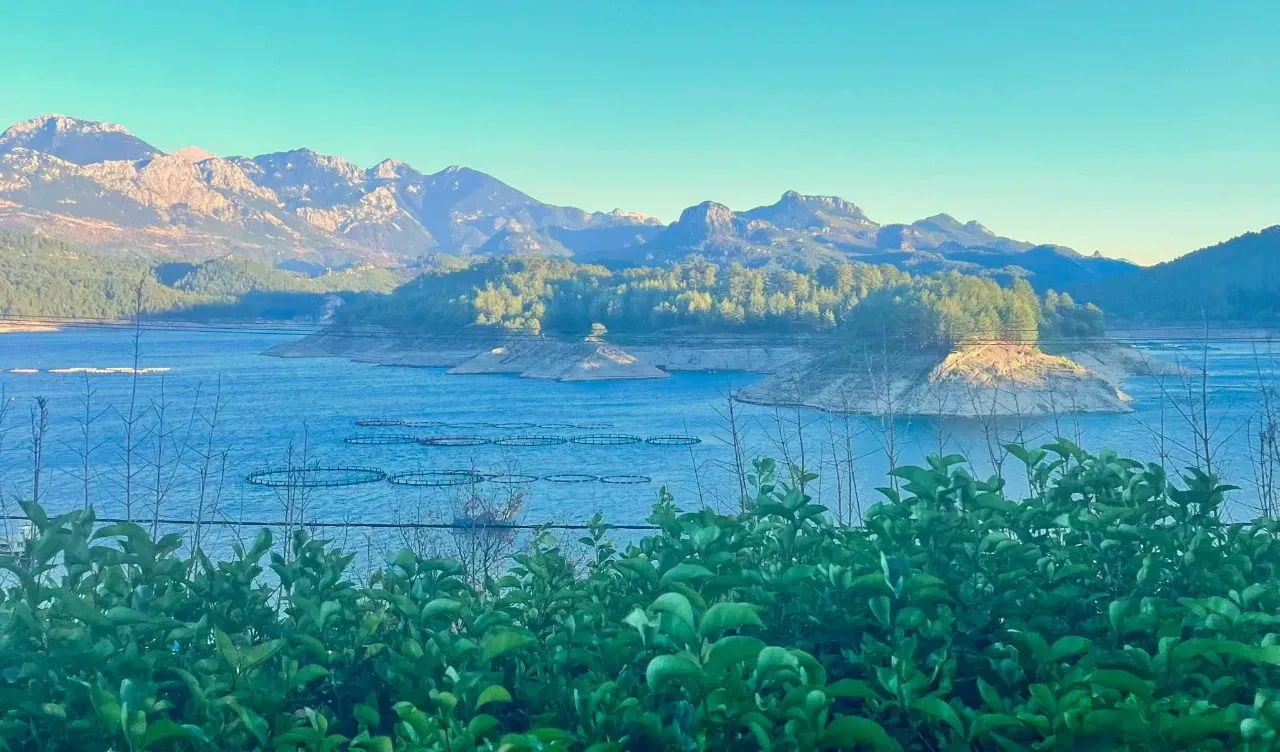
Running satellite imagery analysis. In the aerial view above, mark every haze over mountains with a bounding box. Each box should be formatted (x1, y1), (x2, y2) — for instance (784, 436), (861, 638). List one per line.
(0, 114), (1136, 289)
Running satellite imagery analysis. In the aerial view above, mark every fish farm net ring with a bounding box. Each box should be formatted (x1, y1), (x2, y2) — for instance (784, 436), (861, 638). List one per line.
(485, 473), (539, 485)
(246, 467), (386, 488)
(490, 422), (538, 430)
(401, 419), (446, 427)
(419, 436), (491, 447)
(492, 436), (568, 447)
(355, 419), (404, 427)
(573, 422), (615, 430)
(600, 474), (652, 485)
(544, 473), (599, 483)
(345, 434), (422, 445)
(387, 470), (485, 487)
(645, 435), (702, 447)
(537, 422), (578, 430)
(571, 434), (642, 446)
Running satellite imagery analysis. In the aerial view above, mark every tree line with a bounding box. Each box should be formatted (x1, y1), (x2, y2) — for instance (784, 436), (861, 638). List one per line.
(339, 256), (1106, 346)
(0, 232), (401, 321)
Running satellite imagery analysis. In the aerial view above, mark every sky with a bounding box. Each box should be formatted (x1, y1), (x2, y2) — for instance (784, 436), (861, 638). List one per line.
(1, 1), (1277, 265)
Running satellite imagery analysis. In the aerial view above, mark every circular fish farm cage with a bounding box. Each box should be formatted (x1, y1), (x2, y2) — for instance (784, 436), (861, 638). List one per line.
(492, 436), (568, 447)
(599, 474), (652, 485)
(344, 434), (422, 445)
(645, 435), (702, 447)
(544, 473), (599, 484)
(570, 434), (642, 446)
(490, 422), (538, 430)
(484, 473), (539, 485)
(386, 470), (485, 487)
(537, 422), (577, 430)
(572, 422), (615, 430)
(246, 467), (386, 488)
(400, 419), (446, 428)
(355, 419), (404, 427)
(419, 436), (491, 447)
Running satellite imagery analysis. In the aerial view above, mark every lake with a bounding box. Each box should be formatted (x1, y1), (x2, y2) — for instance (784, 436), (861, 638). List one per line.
(1, 327), (1277, 550)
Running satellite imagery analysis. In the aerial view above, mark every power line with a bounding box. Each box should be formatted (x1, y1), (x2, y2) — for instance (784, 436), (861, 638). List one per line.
(0, 515), (657, 531)
(3, 314), (1278, 345)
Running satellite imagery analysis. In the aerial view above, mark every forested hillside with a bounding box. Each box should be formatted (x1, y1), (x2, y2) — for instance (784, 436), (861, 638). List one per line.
(1073, 226), (1280, 321)
(338, 256), (1104, 346)
(0, 232), (402, 321)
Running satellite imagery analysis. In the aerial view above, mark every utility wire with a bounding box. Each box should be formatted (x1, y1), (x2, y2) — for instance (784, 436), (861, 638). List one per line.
(0, 515), (657, 531)
(2, 314), (1277, 345)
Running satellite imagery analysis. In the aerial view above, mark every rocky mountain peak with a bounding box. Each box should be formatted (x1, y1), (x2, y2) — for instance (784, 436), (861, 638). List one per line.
(0, 113), (161, 165)
(170, 146), (217, 163)
(745, 191), (872, 234)
(370, 158), (418, 180)
(604, 208), (662, 226)
(680, 201), (735, 232)
(2, 114), (134, 139)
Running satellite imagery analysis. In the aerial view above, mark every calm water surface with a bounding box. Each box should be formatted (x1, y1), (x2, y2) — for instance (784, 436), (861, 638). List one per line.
(1, 328), (1276, 534)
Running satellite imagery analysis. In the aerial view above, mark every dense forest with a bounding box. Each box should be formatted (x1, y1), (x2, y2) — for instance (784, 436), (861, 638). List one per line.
(0, 232), (402, 321)
(1072, 226), (1280, 322)
(339, 256), (1105, 346)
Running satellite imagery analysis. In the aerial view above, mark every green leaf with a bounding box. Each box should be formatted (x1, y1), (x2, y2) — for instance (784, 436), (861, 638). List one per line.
(659, 563), (714, 588)
(645, 653), (704, 690)
(704, 635), (766, 675)
(214, 627), (240, 669)
(393, 548), (417, 572)
(650, 592), (696, 632)
(825, 679), (882, 701)
(476, 685), (513, 709)
(868, 596), (891, 628)
(699, 602), (763, 638)
(969, 714), (1023, 740)
(140, 720), (205, 750)
(482, 629), (536, 661)
(421, 598), (463, 621)
(1048, 635), (1092, 663)
(468, 714), (499, 738)
(354, 703), (380, 730)
(913, 695), (965, 737)
(354, 736), (393, 752)
(820, 715), (900, 750)
(1088, 669), (1153, 704)
(294, 664), (328, 686)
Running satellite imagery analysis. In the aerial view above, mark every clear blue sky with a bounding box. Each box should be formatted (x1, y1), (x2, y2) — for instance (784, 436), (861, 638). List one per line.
(2, 1), (1276, 264)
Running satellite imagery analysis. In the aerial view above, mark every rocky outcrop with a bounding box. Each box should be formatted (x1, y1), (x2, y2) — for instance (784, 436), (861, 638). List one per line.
(737, 343), (1137, 417)
(266, 329), (1153, 415)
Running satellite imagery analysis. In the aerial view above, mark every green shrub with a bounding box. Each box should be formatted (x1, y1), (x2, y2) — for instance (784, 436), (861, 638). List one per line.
(3, 441), (1279, 750)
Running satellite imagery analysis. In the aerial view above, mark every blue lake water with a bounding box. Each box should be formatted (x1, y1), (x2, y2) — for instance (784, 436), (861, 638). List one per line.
(1, 328), (1277, 541)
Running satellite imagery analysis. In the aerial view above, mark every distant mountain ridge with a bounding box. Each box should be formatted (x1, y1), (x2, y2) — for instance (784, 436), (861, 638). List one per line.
(0, 114), (663, 266)
(1072, 226), (1280, 321)
(0, 113), (1136, 289)
(618, 191), (1132, 288)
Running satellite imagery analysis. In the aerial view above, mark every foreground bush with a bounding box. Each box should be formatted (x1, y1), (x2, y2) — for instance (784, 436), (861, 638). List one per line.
(2, 440), (1280, 750)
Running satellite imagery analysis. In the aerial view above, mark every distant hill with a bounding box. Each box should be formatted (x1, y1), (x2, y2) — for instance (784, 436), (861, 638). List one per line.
(1072, 226), (1280, 321)
(0, 231), (402, 322)
(0, 113), (1138, 293)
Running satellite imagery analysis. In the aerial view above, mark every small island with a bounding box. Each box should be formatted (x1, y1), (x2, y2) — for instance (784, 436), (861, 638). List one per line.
(267, 256), (1166, 417)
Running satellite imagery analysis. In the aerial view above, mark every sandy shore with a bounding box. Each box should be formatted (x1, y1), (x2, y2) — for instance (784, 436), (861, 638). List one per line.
(0, 321), (59, 333)
(267, 328), (1172, 416)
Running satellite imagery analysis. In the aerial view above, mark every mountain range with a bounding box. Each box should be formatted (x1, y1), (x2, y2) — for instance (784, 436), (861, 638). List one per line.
(0, 113), (1136, 288)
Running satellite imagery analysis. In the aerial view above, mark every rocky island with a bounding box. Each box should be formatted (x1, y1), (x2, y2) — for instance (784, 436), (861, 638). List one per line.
(266, 327), (1164, 418)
